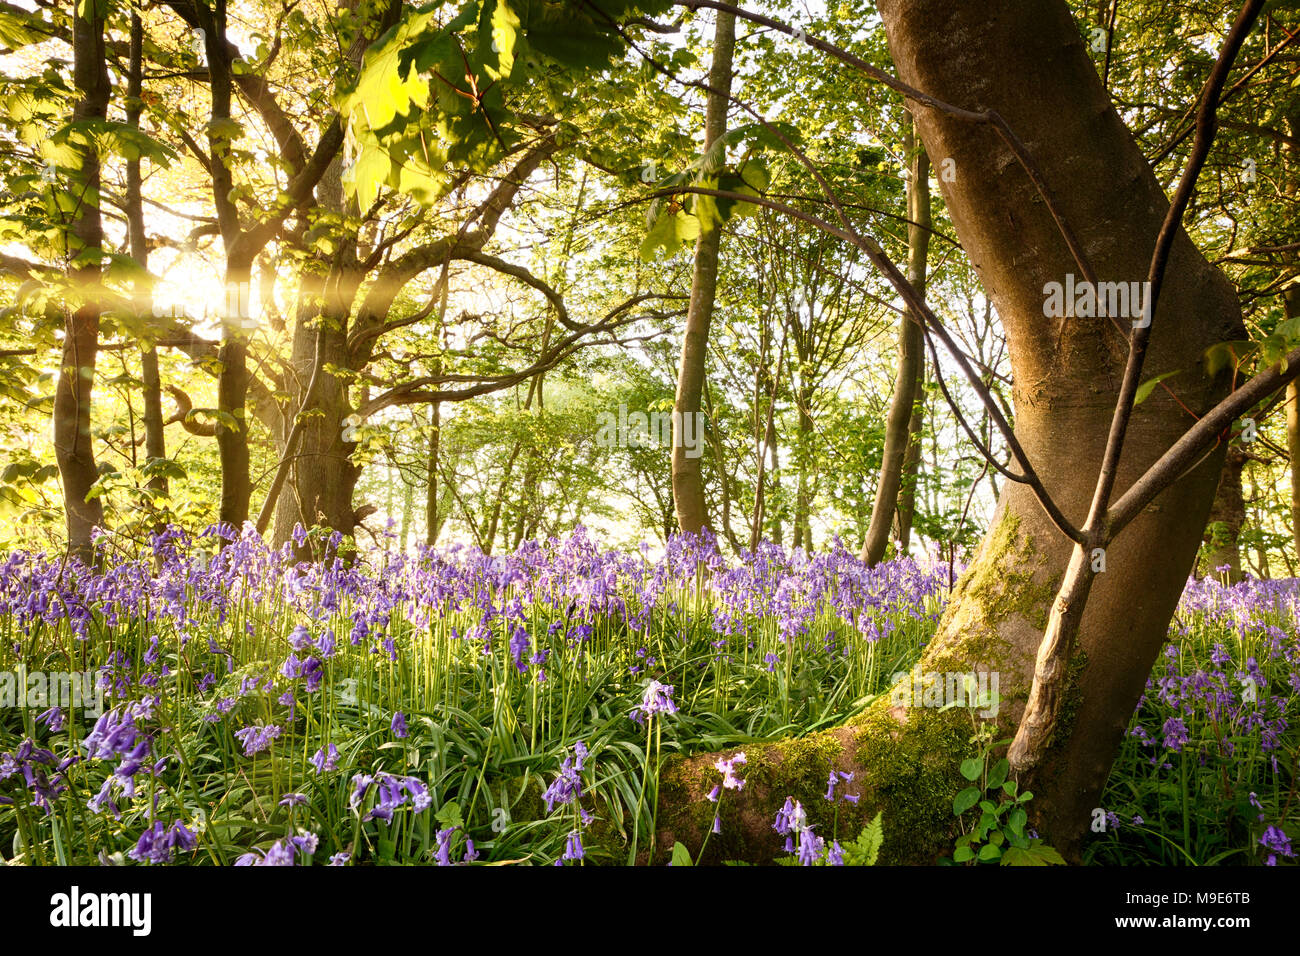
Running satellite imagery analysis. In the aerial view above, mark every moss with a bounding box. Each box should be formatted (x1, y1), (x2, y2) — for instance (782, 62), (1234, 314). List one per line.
(917, 510), (1059, 705)
(847, 700), (972, 863)
(642, 512), (1088, 865)
(957, 510), (1059, 633)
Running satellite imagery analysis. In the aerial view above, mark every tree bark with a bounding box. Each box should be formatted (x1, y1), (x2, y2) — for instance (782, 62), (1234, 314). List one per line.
(1289, 380), (1300, 561)
(1201, 444), (1246, 582)
(862, 117), (930, 565)
(894, 374), (924, 550)
(672, 9), (735, 534)
(1287, 287), (1300, 561)
(425, 401), (442, 547)
(125, 14), (168, 509)
(657, 0), (1245, 862)
(53, 0), (110, 559)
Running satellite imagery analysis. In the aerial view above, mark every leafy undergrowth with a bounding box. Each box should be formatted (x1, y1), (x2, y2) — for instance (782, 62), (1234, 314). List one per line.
(0, 527), (1294, 866)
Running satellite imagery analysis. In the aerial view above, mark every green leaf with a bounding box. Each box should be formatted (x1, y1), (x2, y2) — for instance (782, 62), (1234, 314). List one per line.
(1133, 369), (1180, 406)
(1008, 808), (1027, 836)
(999, 846), (1041, 866)
(1204, 340), (1250, 377)
(986, 758), (1009, 790)
(952, 844), (975, 863)
(843, 812), (883, 866)
(639, 209), (700, 261)
(978, 842), (1002, 862)
(670, 842), (693, 867)
(1028, 843), (1066, 865)
(959, 757), (982, 781)
(953, 786), (980, 816)
(434, 800), (463, 830)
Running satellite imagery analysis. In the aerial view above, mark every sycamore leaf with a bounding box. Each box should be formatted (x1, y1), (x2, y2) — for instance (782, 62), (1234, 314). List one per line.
(640, 208), (699, 260)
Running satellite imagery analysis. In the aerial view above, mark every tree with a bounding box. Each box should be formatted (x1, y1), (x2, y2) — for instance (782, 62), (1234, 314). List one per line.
(671, 8), (734, 533)
(642, 0), (1300, 862)
(860, 114), (930, 565)
(52, 0), (111, 559)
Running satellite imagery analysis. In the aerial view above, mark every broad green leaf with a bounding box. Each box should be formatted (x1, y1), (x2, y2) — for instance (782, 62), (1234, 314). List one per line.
(953, 786), (980, 816)
(986, 758), (1009, 790)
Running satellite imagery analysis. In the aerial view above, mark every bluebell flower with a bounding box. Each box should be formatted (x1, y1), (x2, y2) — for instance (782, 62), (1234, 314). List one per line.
(1260, 825), (1294, 866)
(562, 830), (584, 862)
(630, 680), (678, 725)
(128, 821), (197, 864)
(311, 743), (339, 774)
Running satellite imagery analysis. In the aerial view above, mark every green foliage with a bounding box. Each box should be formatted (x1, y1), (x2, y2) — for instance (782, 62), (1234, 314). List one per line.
(839, 811), (884, 866)
(946, 726), (1065, 867)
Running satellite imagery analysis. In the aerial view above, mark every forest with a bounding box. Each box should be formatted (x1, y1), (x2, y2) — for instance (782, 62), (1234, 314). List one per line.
(0, 0), (1298, 882)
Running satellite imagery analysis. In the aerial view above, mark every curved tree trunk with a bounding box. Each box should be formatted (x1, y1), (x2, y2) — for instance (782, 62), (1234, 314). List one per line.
(672, 9), (735, 534)
(657, 0), (1243, 863)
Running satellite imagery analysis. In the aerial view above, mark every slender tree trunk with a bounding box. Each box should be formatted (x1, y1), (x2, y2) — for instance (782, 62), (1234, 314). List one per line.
(1201, 445), (1246, 582)
(124, 14), (167, 510)
(399, 463), (414, 551)
(895, 377), (924, 550)
(425, 401), (441, 547)
(202, 3), (255, 530)
(1288, 380), (1300, 560)
(672, 9), (735, 533)
(792, 383), (813, 551)
(1287, 286), (1300, 561)
(861, 117), (930, 565)
(53, 1), (110, 559)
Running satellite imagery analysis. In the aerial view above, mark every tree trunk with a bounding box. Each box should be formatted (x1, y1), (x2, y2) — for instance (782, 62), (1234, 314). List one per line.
(792, 383), (813, 551)
(861, 117), (930, 565)
(125, 14), (168, 509)
(894, 375), (924, 551)
(270, 307), (359, 547)
(672, 9), (735, 534)
(425, 401), (442, 547)
(53, 1), (110, 559)
(1201, 445), (1246, 582)
(1287, 287), (1300, 561)
(657, 0), (1244, 863)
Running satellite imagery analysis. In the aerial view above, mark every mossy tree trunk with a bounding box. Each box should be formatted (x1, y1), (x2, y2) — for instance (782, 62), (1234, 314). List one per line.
(655, 0), (1244, 863)
(1200, 445), (1246, 582)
